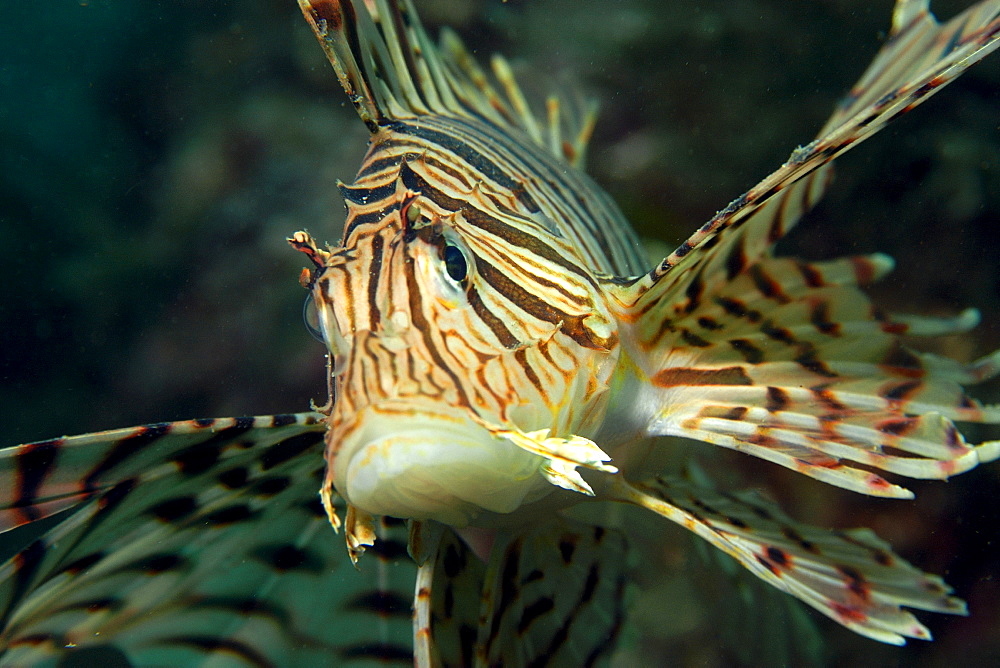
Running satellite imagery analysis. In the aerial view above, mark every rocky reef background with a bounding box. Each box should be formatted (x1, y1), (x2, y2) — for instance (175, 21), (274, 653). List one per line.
(1, 0), (998, 665)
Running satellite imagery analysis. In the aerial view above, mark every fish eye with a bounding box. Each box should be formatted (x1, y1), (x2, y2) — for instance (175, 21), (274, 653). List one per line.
(443, 243), (468, 283)
(302, 294), (324, 342)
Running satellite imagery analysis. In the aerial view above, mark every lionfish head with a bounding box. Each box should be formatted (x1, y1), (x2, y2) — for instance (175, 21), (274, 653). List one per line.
(291, 147), (621, 527)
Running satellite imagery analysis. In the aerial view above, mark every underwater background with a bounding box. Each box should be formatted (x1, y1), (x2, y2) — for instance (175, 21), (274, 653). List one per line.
(1, 0), (998, 665)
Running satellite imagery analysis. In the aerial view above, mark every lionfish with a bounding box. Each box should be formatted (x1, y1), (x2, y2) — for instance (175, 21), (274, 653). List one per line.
(2, 0), (1000, 665)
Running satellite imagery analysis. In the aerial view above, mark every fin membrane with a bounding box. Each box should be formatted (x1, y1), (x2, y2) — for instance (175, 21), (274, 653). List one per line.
(638, 251), (1000, 497)
(0, 415), (414, 666)
(298, 0), (597, 166)
(611, 473), (965, 645)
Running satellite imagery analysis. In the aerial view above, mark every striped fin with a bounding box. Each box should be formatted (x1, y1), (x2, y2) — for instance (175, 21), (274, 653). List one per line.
(475, 518), (627, 667)
(0, 415), (416, 665)
(609, 474), (966, 645)
(640, 252), (1000, 497)
(823, 0), (1000, 135)
(412, 516), (627, 667)
(612, 0), (1000, 498)
(298, 0), (597, 166)
(0, 414), (322, 533)
(679, 469), (826, 666)
(615, 0), (1000, 301)
(437, 29), (599, 168)
(411, 523), (484, 667)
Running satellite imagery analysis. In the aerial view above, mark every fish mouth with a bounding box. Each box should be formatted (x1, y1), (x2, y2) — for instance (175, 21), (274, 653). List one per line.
(332, 404), (553, 526)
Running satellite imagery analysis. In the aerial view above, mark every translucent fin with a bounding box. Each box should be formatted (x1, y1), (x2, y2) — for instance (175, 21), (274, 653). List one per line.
(410, 515), (626, 667)
(411, 523), (485, 668)
(0, 414), (322, 533)
(686, 475), (826, 666)
(606, 0), (1000, 496)
(608, 475), (966, 645)
(636, 253), (1000, 497)
(475, 517), (627, 667)
(0, 416), (415, 665)
(298, 0), (597, 165)
(613, 0), (1000, 304)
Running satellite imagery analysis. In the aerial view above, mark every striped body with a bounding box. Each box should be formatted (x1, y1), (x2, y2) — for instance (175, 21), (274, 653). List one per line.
(2, 0), (1000, 665)
(295, 0), (1000, 643)
(302, 112), (639, 526)
(364, 116), (647, 275)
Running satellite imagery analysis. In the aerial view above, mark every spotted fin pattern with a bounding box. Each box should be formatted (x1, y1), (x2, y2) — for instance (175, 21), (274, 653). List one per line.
(641, 252), (1000, 497)
(613, 0), (1000, 497)
(622, 0), (1000, 294)
(0, 415), (416, 666)
(610, 474), (964, 645)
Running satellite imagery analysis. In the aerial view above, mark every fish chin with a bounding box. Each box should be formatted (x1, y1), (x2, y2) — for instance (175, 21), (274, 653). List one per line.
(333, 408), (551, 526)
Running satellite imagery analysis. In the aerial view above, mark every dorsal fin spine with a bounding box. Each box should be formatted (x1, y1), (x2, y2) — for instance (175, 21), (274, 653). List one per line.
(298, 0), (598, 166)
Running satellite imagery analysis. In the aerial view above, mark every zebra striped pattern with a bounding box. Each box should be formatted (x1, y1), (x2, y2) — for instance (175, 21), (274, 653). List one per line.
(296, 109), (637, 524)
(0, 414), (421, 665)
(296, 0), (1000, 649)
(3, 0), (1000, 664)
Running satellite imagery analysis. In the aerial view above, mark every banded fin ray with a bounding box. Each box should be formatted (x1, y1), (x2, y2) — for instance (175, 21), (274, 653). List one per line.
(411, 523), (483, 668)
(473, 517), (627, 667)
(615, 0), (1000, 305)
(298, 0), (597, 166)
(609, 474), (966, 645)
(0, 415), (416, 666)
(0, 414), (321, 533)
(612, 0), (1000, 497)
(642, 251), (1000, 497)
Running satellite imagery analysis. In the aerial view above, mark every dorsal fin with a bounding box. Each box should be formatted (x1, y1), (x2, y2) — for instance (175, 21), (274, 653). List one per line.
(298, 0), (597, 167)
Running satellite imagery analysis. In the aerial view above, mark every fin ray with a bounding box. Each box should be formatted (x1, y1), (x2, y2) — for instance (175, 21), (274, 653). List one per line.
(615, 0), (1000, 306)
(609, 474), (965, 645)
(298, 0), (598, 166)
(638, 253), (1000, 496)
(475, 517), (627, 667)
(0, 416), (414, 665)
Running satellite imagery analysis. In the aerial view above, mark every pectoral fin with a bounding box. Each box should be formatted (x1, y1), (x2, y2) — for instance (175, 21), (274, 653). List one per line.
(608, 474), (965, 644)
